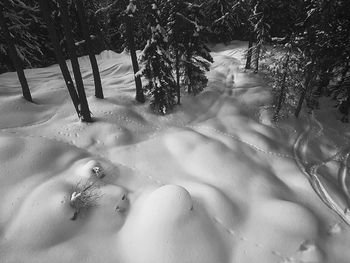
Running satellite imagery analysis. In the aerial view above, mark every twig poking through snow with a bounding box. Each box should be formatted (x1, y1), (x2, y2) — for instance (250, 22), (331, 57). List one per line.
(70, 179), (101, 220)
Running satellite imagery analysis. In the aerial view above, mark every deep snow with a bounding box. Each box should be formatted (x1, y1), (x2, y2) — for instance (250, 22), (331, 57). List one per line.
(0, 41), (350, 263)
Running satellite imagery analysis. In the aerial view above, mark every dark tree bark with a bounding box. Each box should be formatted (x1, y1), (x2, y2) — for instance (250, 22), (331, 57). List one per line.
(254, 43), (261, 73)
(274, 45), (291, 119)
(185, 49), (193, 94)
(343, 63), (350, 120)
(295, 61), (315, 118)
(76, 0), (104, 99)
(245, 34), (253, 70)
(0, 8), (32, 102)
(316, 69), (331, 96)
(58, 0), (92, 122)
(125, 15), (145, 103)
(175, 48), (181, 104)
(38, 0), (81, 118)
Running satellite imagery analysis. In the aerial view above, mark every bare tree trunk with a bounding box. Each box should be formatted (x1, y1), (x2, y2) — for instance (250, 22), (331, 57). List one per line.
(274, 46), (291, 119)
(58, 0), (92, 122)
(245, 34), (253, 70)
(254, 42), (261, 73)
(316, 69), (331, 97)
(0, 8), (32, 102)
(295, 61), (314, 118)
(125, 15), (145, 103)
(185, 51), (193, 94)
(175, 48), (181, 104)
(76, 0), (104, 99)
(38, 0), (81, 118)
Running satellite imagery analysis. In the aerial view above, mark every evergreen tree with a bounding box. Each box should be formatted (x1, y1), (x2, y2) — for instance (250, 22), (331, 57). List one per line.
(250, 0), (272, 73)
(235, 0), (264, 71)
(140, 2), (177, 115)
(178, 3), (213, 95)
(0, 0), (43, 68)
(166, 0), (186, 104)
(294, 0), (325, 117)
(204, 0), (241, 42)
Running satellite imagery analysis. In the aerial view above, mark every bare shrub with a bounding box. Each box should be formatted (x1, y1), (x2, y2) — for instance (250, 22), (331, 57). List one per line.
(70, 179), (101, 220)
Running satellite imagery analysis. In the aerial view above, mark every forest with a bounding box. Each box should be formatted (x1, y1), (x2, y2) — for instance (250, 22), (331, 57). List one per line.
(2, 1), (350, 263)
(1, 0), (349, 121)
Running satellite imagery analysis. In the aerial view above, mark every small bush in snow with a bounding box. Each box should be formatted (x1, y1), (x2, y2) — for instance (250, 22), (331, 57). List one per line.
(70, 179), (101, 220)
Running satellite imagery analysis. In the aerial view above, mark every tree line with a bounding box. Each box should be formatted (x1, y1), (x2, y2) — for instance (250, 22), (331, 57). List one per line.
(1, 0), (350, 121)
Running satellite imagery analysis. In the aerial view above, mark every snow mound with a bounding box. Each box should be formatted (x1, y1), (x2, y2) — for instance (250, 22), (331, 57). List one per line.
(1, 42), (350, 263)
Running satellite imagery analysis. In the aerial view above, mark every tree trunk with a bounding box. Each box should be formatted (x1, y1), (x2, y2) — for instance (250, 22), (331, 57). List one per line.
(295, 61), (314, 118)
(274, 46), (291, 119)
(38, 0), (81, 118)
(0, 8), (32, 102)
(245, 34), (253, 70)
(175, 48), (180, 104)
(342, 61), (350, 117)
(58, 0), (92, 122)
(76, 0), (104, 99)
(254, 43), (261, 73)
(186, 51), (192, 94)
(125, 15), (145, 103)
(346, 76), (350, 109)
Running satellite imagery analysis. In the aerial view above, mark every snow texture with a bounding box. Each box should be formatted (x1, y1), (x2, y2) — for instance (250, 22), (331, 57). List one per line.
(0, 41), (350, 263)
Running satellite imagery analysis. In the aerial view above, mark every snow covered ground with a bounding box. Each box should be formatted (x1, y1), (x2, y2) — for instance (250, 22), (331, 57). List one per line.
(1, 41), (350, 263)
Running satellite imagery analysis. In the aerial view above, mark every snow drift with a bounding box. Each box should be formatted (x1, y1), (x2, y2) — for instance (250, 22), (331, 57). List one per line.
(0, 41), (350, 263)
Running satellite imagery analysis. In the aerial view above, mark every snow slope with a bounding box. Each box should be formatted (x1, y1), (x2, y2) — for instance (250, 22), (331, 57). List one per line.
(1, 40), (350, 263)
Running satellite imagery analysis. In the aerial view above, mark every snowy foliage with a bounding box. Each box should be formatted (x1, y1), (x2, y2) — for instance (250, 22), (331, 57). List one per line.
(140, 2), (177, 114)
(0, 0), (44, 68)
(263, 45), (304, 120)
(204, 0), (241, 42)
(179, 3), (213, 95)
(126, 0), (137, 15)
(166, 1), (213, 97)
(139, 1), (213, 113)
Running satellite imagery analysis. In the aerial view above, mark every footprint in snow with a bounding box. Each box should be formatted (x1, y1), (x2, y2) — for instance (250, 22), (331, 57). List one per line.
(284, 240), (324, 263)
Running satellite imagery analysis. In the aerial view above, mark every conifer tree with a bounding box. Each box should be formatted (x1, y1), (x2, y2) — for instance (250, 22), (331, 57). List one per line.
(273, 42), (292, 120)
(235, 0), (259, 70)
(204, 0), (240, 42)
(165, 1), (213, 103)
(250, 0), (271, 73)
(180, 4), (213, 95)
(140, 2), (177, 115)
(0, 0), (43, 68)
(166, 0), (187, 104)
